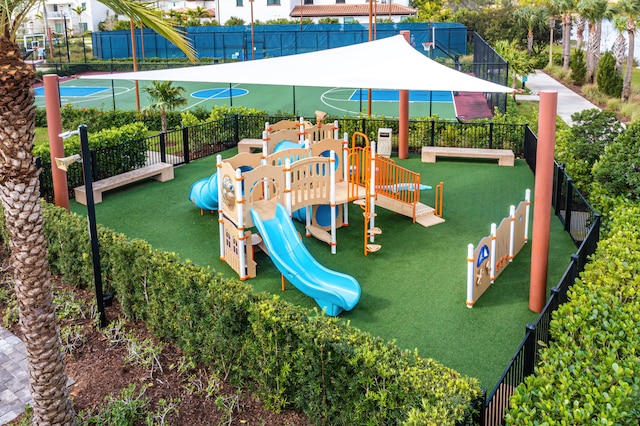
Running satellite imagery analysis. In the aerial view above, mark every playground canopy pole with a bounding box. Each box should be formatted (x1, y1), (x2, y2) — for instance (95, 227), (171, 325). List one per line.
(398, 31), (410, 159)
(44, 74), (70, 210)
(529, 90), (557, 313)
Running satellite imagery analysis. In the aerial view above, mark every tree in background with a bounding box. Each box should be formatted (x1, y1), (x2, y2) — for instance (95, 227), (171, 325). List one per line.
(570, 48), (587, 85)
(613, 0), (640, 102)
(71, 4), (86, 34)
(611, 16), (628, 74)
(577, 0), (612, 84)
(494, 39), (535, 99)
(142, 81), (188, 134)
(596, 51), (623, 97)
(0, 1), (195, 424)
(515, 5), (549, 53)
(551, 0), (578, 69)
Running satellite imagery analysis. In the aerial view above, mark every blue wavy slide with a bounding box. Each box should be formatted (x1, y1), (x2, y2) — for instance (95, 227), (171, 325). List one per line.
(189, 173), (219, 211)
(250, 204), (361, 316)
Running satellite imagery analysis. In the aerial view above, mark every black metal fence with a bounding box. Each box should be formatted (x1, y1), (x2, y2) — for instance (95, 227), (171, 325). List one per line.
(480, 132), (601, 426)
(472, 32), (508, 115)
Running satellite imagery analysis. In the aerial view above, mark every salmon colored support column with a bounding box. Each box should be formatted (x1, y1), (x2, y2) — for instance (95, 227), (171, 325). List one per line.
(398, 31), (410, 160)
(529, 91), (557, 313)
(44, 74), (70, 211)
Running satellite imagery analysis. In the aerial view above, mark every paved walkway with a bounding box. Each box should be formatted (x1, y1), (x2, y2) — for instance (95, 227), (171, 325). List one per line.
(515, 70), (600, 126)
(0, 69), (603, 425)
(0, 327), (30, 424)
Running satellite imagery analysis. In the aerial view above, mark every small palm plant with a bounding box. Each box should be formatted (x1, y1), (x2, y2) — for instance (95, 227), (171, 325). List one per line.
(142, 81), (188, 133)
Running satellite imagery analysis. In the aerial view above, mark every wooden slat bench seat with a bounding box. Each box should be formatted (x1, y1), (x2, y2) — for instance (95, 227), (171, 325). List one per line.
(421, 146), (515, 166)
(74, 162), (174, 205)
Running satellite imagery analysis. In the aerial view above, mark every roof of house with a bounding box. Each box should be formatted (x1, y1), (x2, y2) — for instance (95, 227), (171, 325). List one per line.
(290, 4), (417, 18)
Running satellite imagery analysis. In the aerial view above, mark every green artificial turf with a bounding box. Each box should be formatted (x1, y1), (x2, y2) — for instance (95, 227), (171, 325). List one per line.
(70, 150), (576, 390)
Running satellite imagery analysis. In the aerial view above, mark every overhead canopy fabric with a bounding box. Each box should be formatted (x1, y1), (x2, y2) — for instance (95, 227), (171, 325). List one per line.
(83, 35), (511, 93)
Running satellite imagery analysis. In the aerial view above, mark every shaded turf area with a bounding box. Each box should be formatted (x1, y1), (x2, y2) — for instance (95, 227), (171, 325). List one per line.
(70, 150), (576, 390)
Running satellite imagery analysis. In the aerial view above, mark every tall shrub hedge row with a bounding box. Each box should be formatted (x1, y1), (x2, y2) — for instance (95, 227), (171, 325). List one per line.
(505, 203), (640, 425)
(39, 203), (482, 425)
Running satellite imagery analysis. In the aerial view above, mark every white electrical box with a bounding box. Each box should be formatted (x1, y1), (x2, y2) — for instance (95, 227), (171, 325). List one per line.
(377, 128), (393, 157)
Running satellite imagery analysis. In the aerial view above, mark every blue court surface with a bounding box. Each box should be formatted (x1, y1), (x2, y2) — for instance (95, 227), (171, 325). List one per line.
(349, 89), (453, 102)
(33, 86), (109, 97)
(192, 88), (249, 99)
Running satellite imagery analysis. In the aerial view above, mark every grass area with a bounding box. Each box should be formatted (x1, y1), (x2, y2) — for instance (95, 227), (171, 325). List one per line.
(69, 149), (576, 390)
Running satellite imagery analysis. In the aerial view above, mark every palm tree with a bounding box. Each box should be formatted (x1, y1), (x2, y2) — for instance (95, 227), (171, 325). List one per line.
(614, 0), (640, 102)
(142, 81), (188, 133)
(0, 1), (195, 424)
(71, 5), (86, 34)
(577, 0), (611, 84)
(551, 0), (577, 69)
(514, 5), (549, 53)
(494, 39), (535, 101)
(611, 16), (628, 74)
(575, 15), (586, 49)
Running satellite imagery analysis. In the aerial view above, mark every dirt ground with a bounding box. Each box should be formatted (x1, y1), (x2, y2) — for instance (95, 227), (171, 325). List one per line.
(3, 281), (309, 425)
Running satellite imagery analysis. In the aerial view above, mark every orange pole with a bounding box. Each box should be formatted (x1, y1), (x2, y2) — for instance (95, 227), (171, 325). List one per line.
(398, 31), (410, 159)
(529, 91), (557, 313)
(44, 74), (70, 210)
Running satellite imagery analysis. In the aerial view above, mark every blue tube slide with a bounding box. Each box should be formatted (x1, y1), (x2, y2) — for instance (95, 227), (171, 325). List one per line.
(189, 173), (219, 211)
(250, 204), (361, 316)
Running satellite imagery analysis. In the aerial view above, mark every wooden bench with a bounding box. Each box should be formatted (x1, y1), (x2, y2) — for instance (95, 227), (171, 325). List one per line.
(74, 163), (174, 205)
(237, 138), (264, 154)
(421, 146), (514, 166)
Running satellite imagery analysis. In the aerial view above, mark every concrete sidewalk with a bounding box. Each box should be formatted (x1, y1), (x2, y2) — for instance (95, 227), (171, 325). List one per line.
(0, 327), (30, 424)
(515, 70), (600, 126)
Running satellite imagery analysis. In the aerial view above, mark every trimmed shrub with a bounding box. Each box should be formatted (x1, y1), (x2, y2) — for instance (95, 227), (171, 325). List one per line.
(505, 203), (640, 425)
(40, 202), (483, 424)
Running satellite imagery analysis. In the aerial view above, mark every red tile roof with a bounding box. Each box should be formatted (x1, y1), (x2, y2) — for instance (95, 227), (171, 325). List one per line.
(290, 4), (416, 18)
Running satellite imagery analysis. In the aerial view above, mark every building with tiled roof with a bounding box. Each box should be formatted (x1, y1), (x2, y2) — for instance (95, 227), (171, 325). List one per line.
(290, 3), (417, 23)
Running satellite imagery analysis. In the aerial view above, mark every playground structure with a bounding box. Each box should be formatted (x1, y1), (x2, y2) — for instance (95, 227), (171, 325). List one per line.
(466, 189), (531, 308)
(189, 117), (444, 315)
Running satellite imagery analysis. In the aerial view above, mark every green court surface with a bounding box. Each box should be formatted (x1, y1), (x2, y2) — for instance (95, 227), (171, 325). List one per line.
(34, 76), (457, 119)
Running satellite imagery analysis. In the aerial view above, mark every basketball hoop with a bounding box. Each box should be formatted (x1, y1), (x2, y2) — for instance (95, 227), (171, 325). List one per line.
(422, 42), (434, 52)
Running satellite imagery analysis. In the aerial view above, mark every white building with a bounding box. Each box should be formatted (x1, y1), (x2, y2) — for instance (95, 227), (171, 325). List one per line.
(23, 0), (415, 43)
(218, 0), (416, 25)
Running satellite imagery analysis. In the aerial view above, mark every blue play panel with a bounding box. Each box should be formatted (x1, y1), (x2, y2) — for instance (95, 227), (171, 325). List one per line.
(349, 89), (453, 102)
(33, 86), (109, 97)
(192, 88), (249, 99)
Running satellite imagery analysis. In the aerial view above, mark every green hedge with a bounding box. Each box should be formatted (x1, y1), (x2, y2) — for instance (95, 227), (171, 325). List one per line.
(37, 202), (482, 425)
(505, 203), (640, 425)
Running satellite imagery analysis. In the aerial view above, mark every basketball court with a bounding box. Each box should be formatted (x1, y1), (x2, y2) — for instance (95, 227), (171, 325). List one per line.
(34, 75), (459, 119)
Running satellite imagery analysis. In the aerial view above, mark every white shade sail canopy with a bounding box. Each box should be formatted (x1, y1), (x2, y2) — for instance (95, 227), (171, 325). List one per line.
(83, 35), (512, 93)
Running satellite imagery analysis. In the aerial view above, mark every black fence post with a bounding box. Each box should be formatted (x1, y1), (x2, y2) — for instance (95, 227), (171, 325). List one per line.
(182, 126), (190, 164)
(569, 253), (579, 283)
(361, 117), (366, 135)
(430, 120), (435, 146)
(554, 163), (564, 216)
(564, 178), (574, 233)
(234, 114), (240, 143)
(90, 149), (99, 182)
(523, 323), (536, 377)
(489, 122), (494, 149)
(159, 132), (167, 164)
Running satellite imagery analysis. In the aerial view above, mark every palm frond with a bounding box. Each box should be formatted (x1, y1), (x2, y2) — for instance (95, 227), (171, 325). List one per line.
(99, 0), (197, 62)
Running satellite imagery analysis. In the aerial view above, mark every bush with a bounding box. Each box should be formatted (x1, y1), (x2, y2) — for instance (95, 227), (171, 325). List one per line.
(570, 49), (586, 86)
(40, 202), (483, 424)
(596, 51), (623, 97)
(592, 121), (640, 201)
(505, 203), (640, 425)
(554, 109), (623, 195)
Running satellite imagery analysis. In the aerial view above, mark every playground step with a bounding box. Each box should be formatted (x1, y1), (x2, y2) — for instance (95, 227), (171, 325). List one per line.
(353, 199), (366, 206)
(415, 212), (446, 228)
(363, 212), (377, 218)
(368, 227), (382, 236)
(366, 244), (381, 253)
